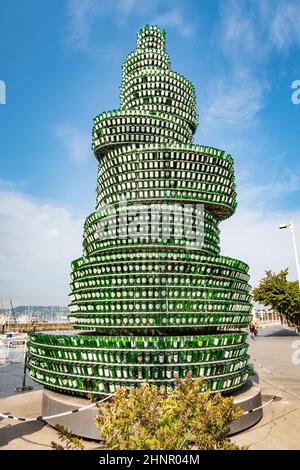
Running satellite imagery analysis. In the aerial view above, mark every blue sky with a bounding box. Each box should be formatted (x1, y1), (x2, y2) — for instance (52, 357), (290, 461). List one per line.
(1, 0), (300, 306)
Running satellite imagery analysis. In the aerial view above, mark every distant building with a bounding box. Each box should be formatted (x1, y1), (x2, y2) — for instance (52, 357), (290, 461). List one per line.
(252, 307), (280, 324)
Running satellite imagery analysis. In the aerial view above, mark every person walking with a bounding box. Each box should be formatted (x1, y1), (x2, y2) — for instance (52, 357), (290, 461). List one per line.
(254, 321), (259, 338)
(250, 321), (256, 340)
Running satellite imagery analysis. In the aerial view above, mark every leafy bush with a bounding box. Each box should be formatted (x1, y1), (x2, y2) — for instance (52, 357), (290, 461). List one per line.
(252, 269), (300, 327)
(51, 424), (84, 450)
(96, 374), (245, 450)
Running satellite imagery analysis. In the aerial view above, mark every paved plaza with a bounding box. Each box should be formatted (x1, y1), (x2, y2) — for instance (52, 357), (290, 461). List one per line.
(233, 325), (300, 449)
(1, 325), (300, 450)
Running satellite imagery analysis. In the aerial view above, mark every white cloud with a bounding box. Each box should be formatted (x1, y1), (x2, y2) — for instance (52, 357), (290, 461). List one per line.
(235, 167), (300, 207)
(219, 1), (260, 62)
(152, 9), (192, 37)
(219, 0), (300, 58)
(209, 0), (300, 133)
(0, 181), (83, 306)
(268, 1), (300, 50)
(203, 73), (268, 132)
(65, 0), (161, 47)
(271, 169), (300, 196)
(204, 2), (270, 133)
(221, 194), (300, 288)
(117, 0), (139, 18)
(65, 0), (98, 48)
(54, 122), (90, 164)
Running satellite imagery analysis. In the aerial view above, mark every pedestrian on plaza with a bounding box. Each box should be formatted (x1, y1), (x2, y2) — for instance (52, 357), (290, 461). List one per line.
(254, 321), (259, 337)
(250, 321), (256, 340)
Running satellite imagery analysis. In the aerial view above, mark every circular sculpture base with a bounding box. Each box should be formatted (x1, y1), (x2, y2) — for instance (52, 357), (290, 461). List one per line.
(229, 379), (262, 435)
(42, 389), (100, 440)
(42, 379), (262, 441)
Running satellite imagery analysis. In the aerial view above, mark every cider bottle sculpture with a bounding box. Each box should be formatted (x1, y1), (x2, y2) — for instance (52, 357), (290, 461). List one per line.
(28, 25), (252, 396)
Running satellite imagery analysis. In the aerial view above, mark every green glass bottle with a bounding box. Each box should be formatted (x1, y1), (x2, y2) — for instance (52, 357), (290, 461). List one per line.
(104, 365), (110, 377)
(186, 351), (193, 363)
(137, 367), (143, 380)
(158, 351), (165, 364)
(144, 352), (151, 363)
(166, 367), (172, 379)
(152, 367), (159, 380)
(122, 367), (129, 379)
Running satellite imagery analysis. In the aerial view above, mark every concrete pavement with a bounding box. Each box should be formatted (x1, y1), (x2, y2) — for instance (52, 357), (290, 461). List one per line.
(0, 390), (100, 450)
(233, 325), (300, 449)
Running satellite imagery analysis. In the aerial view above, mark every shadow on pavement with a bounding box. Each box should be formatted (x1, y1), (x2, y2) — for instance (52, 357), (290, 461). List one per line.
(0, 417), (46, 448)
(262, 328), (299, 337)
(261, 394), (282, 402)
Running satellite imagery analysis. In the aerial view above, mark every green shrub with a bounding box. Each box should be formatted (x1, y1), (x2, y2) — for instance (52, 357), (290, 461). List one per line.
(96, 374), (245, 450)
(51, 424), (84, 450)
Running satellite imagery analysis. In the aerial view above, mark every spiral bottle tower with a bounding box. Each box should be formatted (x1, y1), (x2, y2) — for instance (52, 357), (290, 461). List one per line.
(27, 25), (253, 397)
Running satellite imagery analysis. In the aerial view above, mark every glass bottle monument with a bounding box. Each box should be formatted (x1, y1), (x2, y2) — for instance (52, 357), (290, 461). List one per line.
(28, 26), (255, 406)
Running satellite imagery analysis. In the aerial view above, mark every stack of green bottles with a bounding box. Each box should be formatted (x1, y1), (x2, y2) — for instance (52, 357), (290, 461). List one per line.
(27, 331), (251, 396)
(27, 25), (254, 398)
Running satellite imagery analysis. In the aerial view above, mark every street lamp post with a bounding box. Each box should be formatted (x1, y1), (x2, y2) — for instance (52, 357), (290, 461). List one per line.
(279, 222), (300, 291)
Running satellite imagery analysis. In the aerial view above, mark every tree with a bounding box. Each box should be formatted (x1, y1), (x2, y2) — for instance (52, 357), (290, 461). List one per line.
(96, 374), (246, 450)
(252, 269), (300, 327)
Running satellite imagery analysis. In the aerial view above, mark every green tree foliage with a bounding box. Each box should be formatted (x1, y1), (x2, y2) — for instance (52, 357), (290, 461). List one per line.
(252, 269), (300, 326)
(51, 424), (85, 450)
(96, 374), (245, 450)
